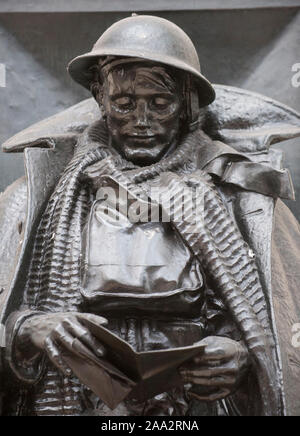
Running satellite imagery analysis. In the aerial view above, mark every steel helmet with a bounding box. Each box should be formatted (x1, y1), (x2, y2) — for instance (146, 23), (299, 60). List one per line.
(68, 15), (215, 108)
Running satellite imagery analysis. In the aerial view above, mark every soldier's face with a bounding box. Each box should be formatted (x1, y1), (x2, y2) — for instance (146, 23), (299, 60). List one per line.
(102, 64), (183, 165)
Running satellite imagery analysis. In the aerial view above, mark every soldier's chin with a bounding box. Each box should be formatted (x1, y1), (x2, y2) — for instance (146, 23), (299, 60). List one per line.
(122, 144), (168, 165)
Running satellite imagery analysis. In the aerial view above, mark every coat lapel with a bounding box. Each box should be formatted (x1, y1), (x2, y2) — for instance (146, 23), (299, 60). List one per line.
(0, 140), (74, 324)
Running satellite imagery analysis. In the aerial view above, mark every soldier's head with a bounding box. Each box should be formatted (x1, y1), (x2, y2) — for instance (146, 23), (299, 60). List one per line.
(89, 58), (187, 165)
(68, 15), (215, 165)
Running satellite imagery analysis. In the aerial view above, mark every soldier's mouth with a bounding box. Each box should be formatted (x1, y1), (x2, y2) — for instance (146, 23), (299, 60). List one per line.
(127, 135), (156, 140)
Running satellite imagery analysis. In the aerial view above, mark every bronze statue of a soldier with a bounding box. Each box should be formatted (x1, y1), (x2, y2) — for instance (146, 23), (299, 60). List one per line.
(0, 15), (300, 416)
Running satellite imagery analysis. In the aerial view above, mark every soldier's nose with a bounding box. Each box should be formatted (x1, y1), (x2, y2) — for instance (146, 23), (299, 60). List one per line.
(135, 101), (150, 128)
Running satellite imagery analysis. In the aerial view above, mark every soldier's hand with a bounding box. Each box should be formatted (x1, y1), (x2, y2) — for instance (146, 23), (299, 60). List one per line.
(18, 312), (108, 377)
(179, 336), (249, 402)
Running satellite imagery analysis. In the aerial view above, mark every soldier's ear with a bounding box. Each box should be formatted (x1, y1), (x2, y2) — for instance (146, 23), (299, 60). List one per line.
(183, 75), (200, 132)
(90, 84), (106, 121)
(89, 74), (107, 120)
(89, 64), (104, 102)
(97, 86), (107, 121)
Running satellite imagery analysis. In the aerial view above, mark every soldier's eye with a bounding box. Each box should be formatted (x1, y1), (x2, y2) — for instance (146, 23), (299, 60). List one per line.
(152, 97), (171, 109)
(113, 97), (134, 109)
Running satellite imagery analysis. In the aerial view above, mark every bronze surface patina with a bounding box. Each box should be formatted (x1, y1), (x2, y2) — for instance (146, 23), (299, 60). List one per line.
(0, 15), (300, 417)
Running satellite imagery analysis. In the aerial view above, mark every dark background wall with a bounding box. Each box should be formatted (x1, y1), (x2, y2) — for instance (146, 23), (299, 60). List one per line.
(0, 1), (299, 218)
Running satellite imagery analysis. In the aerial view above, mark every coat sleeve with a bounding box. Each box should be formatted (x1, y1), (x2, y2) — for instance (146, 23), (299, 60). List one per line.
(271, 200), (300, 416)
(0, 177), (27, 300)
(0, 177), (28, 414)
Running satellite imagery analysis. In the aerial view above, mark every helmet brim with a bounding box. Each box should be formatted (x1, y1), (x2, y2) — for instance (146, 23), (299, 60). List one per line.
(67, 49), (216, 108)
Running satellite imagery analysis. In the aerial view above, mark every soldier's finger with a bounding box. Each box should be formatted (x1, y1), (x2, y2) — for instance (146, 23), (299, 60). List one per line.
(63, 319), (105, 358)
(188, 388), (231, 403)
(79, 313), (108, 327)
(197, 347), (230, 363)
(44, 336), (72, 377)
(179, 365), (237, 378)
(180, 374), (236, 387)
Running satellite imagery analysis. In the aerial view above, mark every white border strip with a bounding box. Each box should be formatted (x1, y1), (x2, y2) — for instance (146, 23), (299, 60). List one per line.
(0, 0), (299, 13)
(0, 64), (6, 88)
